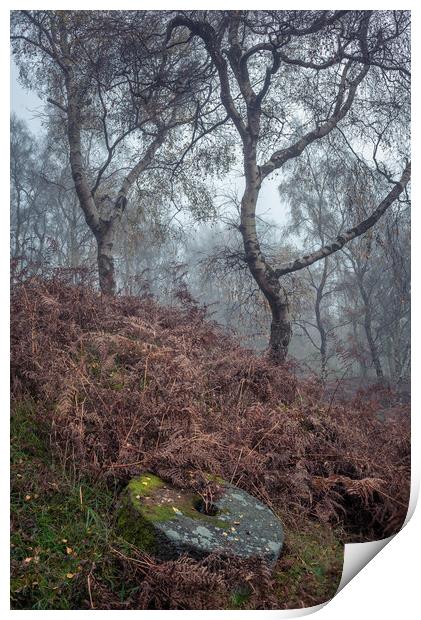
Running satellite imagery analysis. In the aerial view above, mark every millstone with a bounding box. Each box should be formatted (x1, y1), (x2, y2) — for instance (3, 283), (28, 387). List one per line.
(116, 473), (284, 566)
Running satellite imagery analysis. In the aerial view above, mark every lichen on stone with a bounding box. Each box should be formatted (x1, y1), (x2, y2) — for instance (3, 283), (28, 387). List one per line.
(116, 473), (284, 565)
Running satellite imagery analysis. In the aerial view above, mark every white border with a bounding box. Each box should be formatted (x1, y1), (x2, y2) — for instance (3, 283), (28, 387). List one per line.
(2, 2), (419, 618)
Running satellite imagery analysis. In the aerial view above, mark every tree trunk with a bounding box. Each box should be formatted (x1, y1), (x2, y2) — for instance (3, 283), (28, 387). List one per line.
(315, 259), (328, 382)
(63, 65), (118, 295)
(269, 315), (292, 363)
(359, 284), (384, 379)
(240, 141), (291, 363)
(97, 227), (116, 295)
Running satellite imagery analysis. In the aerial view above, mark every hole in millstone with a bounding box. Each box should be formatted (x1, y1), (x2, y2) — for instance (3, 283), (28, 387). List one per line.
(193, 498), (219, 516)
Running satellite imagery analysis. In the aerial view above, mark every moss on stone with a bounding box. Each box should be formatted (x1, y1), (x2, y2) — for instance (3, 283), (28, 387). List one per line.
(127, 474), (165, 502)
(116, 497), (159, 553)
(140, 503), (178, 522)
(126, 473), (231, 527)
(116, 473), (234, 551)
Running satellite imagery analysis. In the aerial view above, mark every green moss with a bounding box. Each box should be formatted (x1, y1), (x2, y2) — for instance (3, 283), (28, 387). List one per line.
(115, 500), (158, 553)
(204, 473), (226, 485)
(275, 522), (344, 608)
(229, 589), (251, 609)
(127, 474), (165, 501)
(117, 474), (232, 552)
(127, 473), (230, 525)
(140, 504), (178, 521)
(110, 381), (125, 391)
(11, 399), (49, 462)
(10, 398), (140, 609)
(87, 355), (101, 378)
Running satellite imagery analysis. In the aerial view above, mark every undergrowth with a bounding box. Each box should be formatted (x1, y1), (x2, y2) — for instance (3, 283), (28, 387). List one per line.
(10, 275), (410, 609)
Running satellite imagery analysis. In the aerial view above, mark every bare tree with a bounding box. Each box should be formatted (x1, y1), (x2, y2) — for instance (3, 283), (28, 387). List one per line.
(167, 10), (411, 361)
(11, 10), (212, 293)
(282, 145), (410, 381)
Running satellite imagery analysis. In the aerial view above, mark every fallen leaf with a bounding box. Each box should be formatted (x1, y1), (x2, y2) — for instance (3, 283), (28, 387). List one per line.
(66, 573), (74, 579)
(66, 547), (73, 555)
(23, 557), (33, 564)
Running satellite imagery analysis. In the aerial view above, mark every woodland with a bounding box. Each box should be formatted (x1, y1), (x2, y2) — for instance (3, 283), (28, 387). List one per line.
(10, 10), (410, 610)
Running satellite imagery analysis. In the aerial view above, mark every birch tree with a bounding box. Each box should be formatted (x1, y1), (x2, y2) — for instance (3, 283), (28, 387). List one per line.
(167, 10), (411, 362)
(11, 10), (209, 293)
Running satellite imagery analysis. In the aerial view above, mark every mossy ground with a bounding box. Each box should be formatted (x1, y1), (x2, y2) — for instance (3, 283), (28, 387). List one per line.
(11, 400), (136, 609)
(11, 398), (344, 610)
(275, 517), (344, 608)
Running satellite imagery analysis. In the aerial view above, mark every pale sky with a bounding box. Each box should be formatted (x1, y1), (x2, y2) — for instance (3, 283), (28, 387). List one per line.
(10, 59), (288, 228)
(10, 60), (44, 134)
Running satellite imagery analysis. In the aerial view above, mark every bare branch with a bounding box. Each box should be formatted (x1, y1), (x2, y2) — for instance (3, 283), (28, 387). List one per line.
(275, 162), (411, 277)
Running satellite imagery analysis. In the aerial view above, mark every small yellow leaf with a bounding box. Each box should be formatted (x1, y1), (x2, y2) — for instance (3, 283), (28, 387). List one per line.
(25, 495), (31, 501)
(66, 547), (73, 555)
(61, 539), (68, 543)
(23, 557), (33, 564)
(66, 573), (74, 579)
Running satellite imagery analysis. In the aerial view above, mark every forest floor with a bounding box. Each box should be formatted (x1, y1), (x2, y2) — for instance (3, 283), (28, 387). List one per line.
(11, 398), (343, 609)
(10, 276), (410, 609)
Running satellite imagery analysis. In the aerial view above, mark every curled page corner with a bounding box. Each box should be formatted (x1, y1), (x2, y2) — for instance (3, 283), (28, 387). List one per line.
(336, 472), (419, 596)
(337, 535), (394, 594)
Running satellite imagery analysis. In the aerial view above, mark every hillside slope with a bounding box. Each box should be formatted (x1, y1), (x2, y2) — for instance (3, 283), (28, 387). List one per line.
(11, 276), (410, 609)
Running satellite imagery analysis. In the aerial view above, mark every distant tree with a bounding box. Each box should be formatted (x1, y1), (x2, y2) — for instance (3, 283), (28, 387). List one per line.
(281, 145), (410, 382)
(10, 114), (38, 267)
(167, 10), (411, 362)
(11, 114), (97, 276)
(280, 148), (344, 380)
